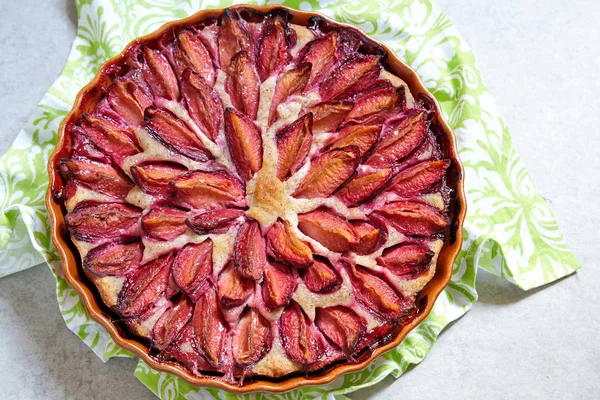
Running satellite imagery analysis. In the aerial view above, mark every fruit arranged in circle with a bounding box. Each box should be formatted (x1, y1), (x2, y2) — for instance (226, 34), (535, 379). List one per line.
(57, 7), (454, 382)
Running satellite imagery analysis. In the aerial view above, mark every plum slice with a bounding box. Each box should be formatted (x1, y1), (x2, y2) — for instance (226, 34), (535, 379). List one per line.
(261, 260), (297, 309)
(60, 158), (134, 199)
(186, 208), (244, 235)
(119, 252), (173, 317)
(224, 108), (263, 182)
(234, 221), (266, 280)
(335, 29), (362, 62)
(142, 47), (180, 101)
(292, 146), (361, 199)
(159, 323), (215, 373)
(351, 266), (411, 320)
(171, 170), (245, 210)
(107, 79), (152, 127)
(377, 243), (434, 279)
(232, 308), (272, 367)
(192, 288), (228, 368)
(218, 261), (253, 308)
(365, 110), (427, 168)
(266, 219), (313, 268)
(335, 168), (392, 207)
(130, 162), (186, 195)
(181, 69), (222, 142)
(315, 306), (365, 353)
(152, 297), (193, 350)
(84, 241), (143, 277)
(350, 220), (387, 255)
(327, 124), (380, 157)
(257, 16), (291, 81)
(309, 101), (353, 134)
(65, 202), (141, 241)
(71, 130), (111, 162)
(389, 160), (450, 197)
(374, 201), (449, 236)
(268, 63), (311, 125)
(343, 86), (405, 126)
(225, 51), (260, 120)
(59, 179), (80, 203)
(96, 95), (126, 124)
(299, 32), (338, 87)
(300, 258), (340, 294)
(172, 240), (213, 299)
(166, 269), (180, 299)
(142, 206), (188, 241)
(319, 55), (381, 101)
(173, 31), (216, 85)
(145, 106), (212, 162)
(276, 113), (313, 181)
(297, 209), (358, 253)
(280, 301), (323, 364)
(78, 116), (141, 163)
(217, 9), (252, 70)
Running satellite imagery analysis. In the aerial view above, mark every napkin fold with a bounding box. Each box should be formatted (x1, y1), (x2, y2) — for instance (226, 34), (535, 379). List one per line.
(0, 0), (581, 398)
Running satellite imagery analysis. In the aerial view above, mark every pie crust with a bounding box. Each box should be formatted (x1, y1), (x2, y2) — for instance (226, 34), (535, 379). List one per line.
(47, 5), (465, 391)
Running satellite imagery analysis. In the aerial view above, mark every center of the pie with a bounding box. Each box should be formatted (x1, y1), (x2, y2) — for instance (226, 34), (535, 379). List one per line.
(245, 165), (293, 229)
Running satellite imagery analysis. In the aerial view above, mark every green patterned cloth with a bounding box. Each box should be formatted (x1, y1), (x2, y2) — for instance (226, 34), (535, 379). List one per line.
(0, 0), (581, 398)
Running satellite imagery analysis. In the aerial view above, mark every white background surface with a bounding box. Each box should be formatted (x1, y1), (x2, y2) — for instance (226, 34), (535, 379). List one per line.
(0, 1), (598, 399)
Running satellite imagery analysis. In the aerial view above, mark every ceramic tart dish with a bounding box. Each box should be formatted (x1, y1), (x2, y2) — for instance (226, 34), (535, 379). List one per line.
(46, 4), (465, 393)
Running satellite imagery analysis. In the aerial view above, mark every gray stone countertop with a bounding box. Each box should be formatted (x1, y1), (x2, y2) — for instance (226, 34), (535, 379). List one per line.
(0, 0), (598, 398)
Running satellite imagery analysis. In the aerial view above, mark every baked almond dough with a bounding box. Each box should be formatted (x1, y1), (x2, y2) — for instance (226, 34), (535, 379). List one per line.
(57, 7), (453, 382)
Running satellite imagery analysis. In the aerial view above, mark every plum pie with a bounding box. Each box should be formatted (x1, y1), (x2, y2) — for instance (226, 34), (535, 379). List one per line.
(52, 7), (458, 385)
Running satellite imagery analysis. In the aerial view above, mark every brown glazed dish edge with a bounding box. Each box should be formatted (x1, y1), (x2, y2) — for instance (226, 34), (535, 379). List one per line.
(45, 4), (466, 394)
